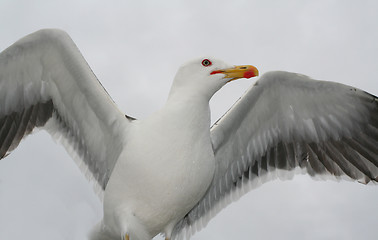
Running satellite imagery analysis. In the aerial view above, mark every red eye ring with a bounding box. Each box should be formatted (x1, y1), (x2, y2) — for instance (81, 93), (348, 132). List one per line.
(201, 59), (212, 67)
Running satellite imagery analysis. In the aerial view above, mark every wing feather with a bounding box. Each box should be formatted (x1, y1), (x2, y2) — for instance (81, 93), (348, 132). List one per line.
(172, 71), (378, 239)
(0, 29), (131, 195)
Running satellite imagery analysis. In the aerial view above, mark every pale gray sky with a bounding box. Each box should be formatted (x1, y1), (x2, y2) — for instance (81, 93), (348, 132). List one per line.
(0, 1), (377, 240)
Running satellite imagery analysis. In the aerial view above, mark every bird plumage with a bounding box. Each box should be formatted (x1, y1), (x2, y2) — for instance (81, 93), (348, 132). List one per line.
(0, 29), (377, 240)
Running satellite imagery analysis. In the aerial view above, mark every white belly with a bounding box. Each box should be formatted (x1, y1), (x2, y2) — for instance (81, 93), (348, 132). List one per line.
(103, 116), (215, 238)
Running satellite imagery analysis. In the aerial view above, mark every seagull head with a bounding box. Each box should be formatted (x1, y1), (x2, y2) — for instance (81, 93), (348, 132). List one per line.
(169, 57), (259, 100)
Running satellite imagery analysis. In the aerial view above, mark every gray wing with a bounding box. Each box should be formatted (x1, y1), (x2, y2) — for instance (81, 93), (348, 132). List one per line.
(0, 29), (132, 195)
(172, 71), (378, 239)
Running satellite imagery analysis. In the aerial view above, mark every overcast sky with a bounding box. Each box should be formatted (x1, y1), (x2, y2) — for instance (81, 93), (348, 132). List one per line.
(0, 1), (378, 240)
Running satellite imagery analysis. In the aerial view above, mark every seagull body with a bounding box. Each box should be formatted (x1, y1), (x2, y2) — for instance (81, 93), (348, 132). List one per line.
(104, 76), (217, 239)
(0, 29), (377, 240)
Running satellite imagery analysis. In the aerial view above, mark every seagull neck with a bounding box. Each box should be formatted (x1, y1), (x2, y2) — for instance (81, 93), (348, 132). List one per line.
(167, 83), (214, 103)
(165, 88), (211, 124)
(167, 89), (210, 108)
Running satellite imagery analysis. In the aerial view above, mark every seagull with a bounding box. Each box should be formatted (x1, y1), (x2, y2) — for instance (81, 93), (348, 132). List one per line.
(0, 29), (377, 240)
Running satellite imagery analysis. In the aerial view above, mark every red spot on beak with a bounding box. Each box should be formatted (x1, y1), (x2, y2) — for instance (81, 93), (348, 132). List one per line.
(243, 70), (257, 79)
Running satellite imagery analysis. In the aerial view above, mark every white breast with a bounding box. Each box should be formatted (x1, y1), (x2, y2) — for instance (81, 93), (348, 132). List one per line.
(103, 96), (215, 238)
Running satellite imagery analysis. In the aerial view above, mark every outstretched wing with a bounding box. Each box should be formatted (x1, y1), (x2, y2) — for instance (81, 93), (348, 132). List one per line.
(173, 71), (378, 239)
(0, 29), (132, 195)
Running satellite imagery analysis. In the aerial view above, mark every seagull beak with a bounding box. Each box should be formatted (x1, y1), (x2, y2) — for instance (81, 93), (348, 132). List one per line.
(211, 65), (259, 82)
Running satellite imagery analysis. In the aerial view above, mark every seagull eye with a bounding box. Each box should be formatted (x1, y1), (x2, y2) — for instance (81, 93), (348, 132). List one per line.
(201, 59), (212, 67)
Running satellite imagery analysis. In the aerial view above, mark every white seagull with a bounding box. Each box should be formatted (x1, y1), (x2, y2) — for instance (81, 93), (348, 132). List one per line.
(0, 29), (377, 240)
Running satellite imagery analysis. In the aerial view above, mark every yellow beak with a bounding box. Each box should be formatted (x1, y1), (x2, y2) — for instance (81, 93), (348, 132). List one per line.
(211, 65), (259, 82)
